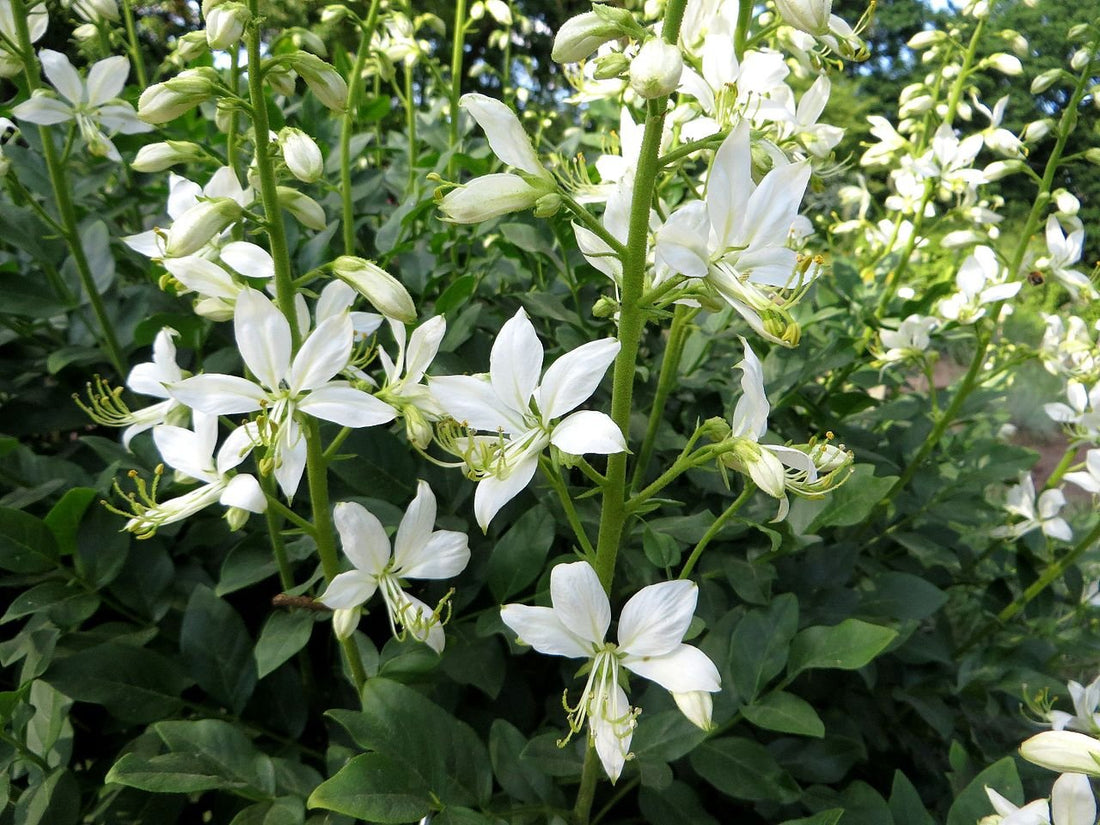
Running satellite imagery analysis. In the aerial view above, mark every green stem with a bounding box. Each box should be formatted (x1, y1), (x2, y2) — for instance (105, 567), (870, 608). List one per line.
(734, 0), (752, 59)
(630, 304), (694, 492)
(10, 6), (126, 375)
(447, 0), (468, 181)
(657, 132), (727, 168)
(628, 437), (715, 514)
(560, 193), (628, 257)
(260, 476), (296, 591)
(572, 743), (602, 825)
(679, 482), (754, 579)
(340, 8), (379, 256)
(226, 47), (242, 183)
(120, 0), (147, 88)
(541, 455), (596, 558)
(404, 62), (417, 191)
(1044, 444), (1079, 491)
(245, 1), (300, 347)
(0, 729), (50, 773)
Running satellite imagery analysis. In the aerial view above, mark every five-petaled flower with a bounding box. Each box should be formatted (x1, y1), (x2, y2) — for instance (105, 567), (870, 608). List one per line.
(501, 561), (721, 782)
(318, 482), (471, 652)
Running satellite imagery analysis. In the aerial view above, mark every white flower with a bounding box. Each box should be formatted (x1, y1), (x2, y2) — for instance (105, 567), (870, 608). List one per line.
(124, 412), (266, 536)
(431, 309), (624, 530)
(1037, 217), (1097, 300)
(936, 246), (1021, 324)
(375, 316), (447, 449)
(12, 50), (151, 161)
(971, 93), (1024, 157)
(120, 327), (188, 447)
(501, 561), (720, 782)
(169, 288), (397, 498)
(628, 39), (683, 100)
(204, 1), (249, 50)
(317, 483), (470, 652)
(1048, 675), (1100, 735)
(1020, 731), (1100, 778)
(0, 0), (47, 79)
(278, 127), (323, 183)
(985, 773), (1096, 825)
(332, 256), (416, 322)
(655, 121), (812, 346)
(1045, 381), (1100, 442)
(991, 474), (1072, 543)
(878, 315), (938, 363)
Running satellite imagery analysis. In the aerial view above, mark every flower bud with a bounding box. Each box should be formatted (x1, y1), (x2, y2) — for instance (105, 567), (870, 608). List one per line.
(1020, 731), (1100, 777)
(1022, 119), (1053, 142)
(1031, 69), (1063, 95)
(403, 406), (434, 450)
(982, 159), (1026, 181)
(287, 52), (348, 112)
(1072, 48), (1093, 71)
(266, 64), (297, 97)
(321, 5), (355, 24)
(774, 0), (830, 36)
(333, 256), (417, 323)
(175, 31), (211, 63)
(673, 691), (714, 731)
(591, 296), (619, 318)
(628, 39), (683, 99)
(985, 53), (1022, 75)
(907, 30), (945, 50)
(73, 0), (119, 22)
(138, 68), (219, 124)
(533, 192), (562, 218)
(131, 140), (205, 172)
(225, 506), (250, 531)
(332, 607), (360, 640)
(278, 128), (324, 182)
(552, 10), (632, 64)
(593, 52), (631, 79)
(205, 2), (250, 50)
(276, 186), (327, 230)
(165, 198), (242, 257)
(437, 173), (553, 224)
(1084, 148), (1100, 165)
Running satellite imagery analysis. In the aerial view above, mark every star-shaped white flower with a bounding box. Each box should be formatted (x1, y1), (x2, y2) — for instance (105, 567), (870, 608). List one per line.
(992, 474), (1072, 543)
(1037, 216), (1097, 300)
(169, 288), (396, 498)
(318, 483), (471, 652)
(986, 773), (1096, 825)
(12, 50), (150, 161)
(431, 308), (624, 530)
(501, 561), (721, 782)
(1047, 674), (1100, 735)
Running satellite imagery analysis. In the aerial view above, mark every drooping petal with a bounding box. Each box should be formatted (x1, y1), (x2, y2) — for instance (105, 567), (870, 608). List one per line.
(153, 423), (217, 481)
(490, 308), (543, 420)
(741, 160), (811, 252)
(220, 474), (267, 513)
(550, 411), (626, 455)
(1051, 773), (1096, 825)
(86, 55), (129, 107)
(473, 452), (539, 531)
(500, 604), (592, 658)
(617, 579), (698, 657)
(12, 96), (73, 125)
(169, 374), (267, 415)
(731, 338), (770, 440)
(537, 339), (620, 421)
(273, 418), (307, 499)
(234, 288), (290, 390)
(288, 313), (353, 393)
(431, 374), (526, 434)
(461, 93), (543, 176)
(404, 316), (447, 384)
(333, 501), (392, 576)
(164, 255), (240, 301)
(622, 643), (721, 693)
(39, 50), (84, 105)
(397, 529), (470, 580)
(215, 421), (261, 474)
(220, 241), (275, 280)
(591, 684), (633, 783)
(297, 383), (397, 427)
(389, 588), (446, 652)
(549, 561), (610, 646)
(318, 569), (378, 609)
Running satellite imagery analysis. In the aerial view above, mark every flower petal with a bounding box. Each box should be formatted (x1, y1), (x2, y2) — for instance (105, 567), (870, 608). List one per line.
(537, 338), (619, 421)
(318, 569), (377, 609)
(404, 316), (447, 384)
(288, 313), (353, 393)
(1052, 773), (1096, 825)
(12, 96), (73, 125)
(153, 423), (217, 481)
(297, 384), (396, 428)
(333, 501), (392, 575)
(393, 479), (435, 568)
(617, 579), (698, 656)
(431, 374), (525, 434)
(235, 288), (290, 390)
(500, 604), (592, 658)
(86, 55), (129, 107)
(592, 684), (633, 783)
(550, 561), (610, 646)
(490, 308), (543, 420)
(169, 374), (267, 415)
(622, 643), (721, 693)
(461, 93), (543, 176)
(220, 474), (267, 513)
(273, 418), (307, 499)
(39, 50), (84, 105)
(550, 410), (626, 455)
(473, 452), (539, 531)
(220, 241), (275, 280)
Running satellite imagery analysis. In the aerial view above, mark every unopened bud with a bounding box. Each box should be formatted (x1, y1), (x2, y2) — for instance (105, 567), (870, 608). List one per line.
(132, 140), (205, 172)
(278, 127), (324, 182)
(1084, 148), (1100, 165)
(175, 31), (211, 63)
(985, 53), (1022, 75)
(287, 52), (348, 112)
(73, 0), (119, 22)
(138, 68), (219, 124)
(205, 2), (250, 50)
(701, 416), (732, 442)
(332, 256), (417, 322)
(533, 192), (562, 217)
(1022, 119), (1053, 142)
(552, 10), (633, 64)
(266, 64), (298, 97)
(225, 506), (250, 531)
(1031, 69), (1062, 95)
(276, 186), (327, 230)
(1071, 48), (1093, 72)
(164, 198), (241, 257)
(593, 52), (631, 80)
(629, 39), (683, 99)
(591, 295), (619, 318)
(332, 607), (360, 640)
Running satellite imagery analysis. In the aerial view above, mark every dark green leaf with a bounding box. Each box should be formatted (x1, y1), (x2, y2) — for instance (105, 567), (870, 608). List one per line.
(779, 810), (845, 825)
(742, 691), (825, 738)
(308, 753), (430, 823)
(0, 507), (59, 574)
(1, 581), (98, 627)
(946, 757), (1021, 825)
(43, 488), (98, 556)
(106, 752), (250, 794)
(180, 585), (257, 714)
(487, 505), (554, 601)
(860, 573), (947, 621)
(643, 525), (682, 568)
(639, 780), (719, 825)
(488, 720), (559, 806)
(228, 797), (305, 825)
(254, 612), (314, 679)
(728, 593), (798, 701)
(690, 737), (801, 803)
(807, 464), (897, 531)
(12, 768), (79, 825)
(155, 719), (276, 797)
(787, 619), (898, 676)
(890, 771), (936, 825)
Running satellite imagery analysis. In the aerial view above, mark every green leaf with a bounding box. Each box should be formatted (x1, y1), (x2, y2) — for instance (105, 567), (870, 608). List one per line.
(728, 593), (798, 701)
(690, 737), (801, 803)
(80, 219), (116, 292)
(487, 505), (554, 601)
(631, 710), (708, 763)
(488, 720), (559, 806)
(742, 691), (825, 738)
(155, 719), (276, 797)
(638, 781), (719, 825)
(43, 488), (98, 556)
(519, 732), (585, 778)
(643, 525), (682, 568)
(43, 642), (189, 724)
(308, 753), (431, 823)
(254, 612), (314, 679)
(1, 581), (98, 627)
(435, 274), (478, 315)
(946, 757), (1021, 825)
(860, 572), (947, 621)
(180, 585), (257, 714)
(787, 618), (898, 677)
(106, 752), (250, 794)
(12, 768), (79, 825)
(889, 771), (936, 825)
(228, 797), (305, 825)
(0, 507), (59, 574)
(779, 810), (845, 825)
(807, 464), (897, 531)
(327, 678), (491, 808)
